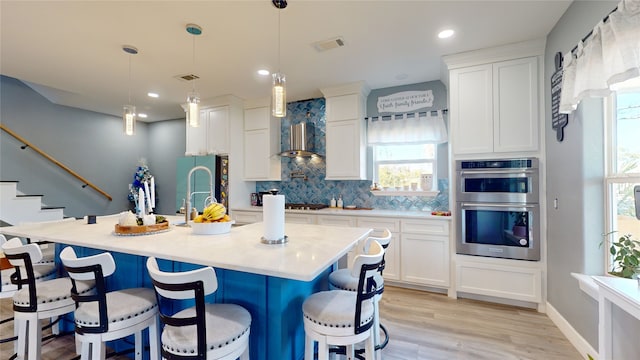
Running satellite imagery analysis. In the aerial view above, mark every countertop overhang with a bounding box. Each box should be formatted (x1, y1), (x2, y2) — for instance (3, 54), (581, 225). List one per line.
(0, 215), (372, 282)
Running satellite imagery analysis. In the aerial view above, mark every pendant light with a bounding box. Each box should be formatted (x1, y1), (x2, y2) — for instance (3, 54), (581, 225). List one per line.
(122, 45), (138, 136)
(271, 0), (287, 118)
(186, 23), (202, 127)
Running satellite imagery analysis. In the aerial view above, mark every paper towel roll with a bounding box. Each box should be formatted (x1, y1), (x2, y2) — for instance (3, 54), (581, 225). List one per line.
(263, 194), (285, 240)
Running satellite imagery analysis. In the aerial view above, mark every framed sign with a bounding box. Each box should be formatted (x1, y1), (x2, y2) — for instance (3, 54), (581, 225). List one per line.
(376, 90), (434, 113)
(551, 52), (569, 142)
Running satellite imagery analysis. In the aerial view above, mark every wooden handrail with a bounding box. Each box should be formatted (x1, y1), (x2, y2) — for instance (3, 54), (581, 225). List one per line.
(0, 124), (112, 201)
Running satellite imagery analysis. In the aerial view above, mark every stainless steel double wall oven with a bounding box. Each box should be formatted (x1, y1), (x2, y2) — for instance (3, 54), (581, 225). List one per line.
(456, 158), (540, 261)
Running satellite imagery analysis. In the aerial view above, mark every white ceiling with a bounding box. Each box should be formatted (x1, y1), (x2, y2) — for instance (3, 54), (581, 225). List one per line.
(1, 0), (573, 122)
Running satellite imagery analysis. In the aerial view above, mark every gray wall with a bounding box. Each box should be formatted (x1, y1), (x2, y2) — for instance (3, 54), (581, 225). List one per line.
(0, 75), (184, 219)
(544, 1), (639, 357)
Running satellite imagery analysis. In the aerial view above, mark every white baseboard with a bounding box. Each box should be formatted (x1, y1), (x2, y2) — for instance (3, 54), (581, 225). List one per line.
(546, 302), (598, 360)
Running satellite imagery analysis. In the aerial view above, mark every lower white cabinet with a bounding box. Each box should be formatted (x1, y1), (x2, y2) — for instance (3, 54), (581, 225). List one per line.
(231, 210), (263, 225)
(285, 213), (316, 224)
(399, 219), (450, 288)
(356, 217), (400, 281)
(455, 256), (542, 303)
(316, 215), (357, 227)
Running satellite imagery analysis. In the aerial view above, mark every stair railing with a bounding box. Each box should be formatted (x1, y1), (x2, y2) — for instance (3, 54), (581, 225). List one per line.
(0, 124), (112, 201)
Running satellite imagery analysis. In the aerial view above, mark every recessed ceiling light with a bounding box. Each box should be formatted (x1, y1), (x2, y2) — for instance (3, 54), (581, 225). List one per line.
(147, 92), (159, 98)
(257, 69), (270, 76)
(138, 113), (148, 118)
(438, 29), (455, 39)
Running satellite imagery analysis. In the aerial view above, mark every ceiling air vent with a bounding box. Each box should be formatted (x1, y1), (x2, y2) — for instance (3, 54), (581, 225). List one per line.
(312, 37), (345, 52)
(175, 74), (200, 82)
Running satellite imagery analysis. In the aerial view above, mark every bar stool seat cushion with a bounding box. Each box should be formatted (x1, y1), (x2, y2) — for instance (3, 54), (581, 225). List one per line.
(162, 303), (251, 356)
(13, 277), (93, 309)
(329, 270), (384, 292)
(303, 290), (374, 336)
(74, 287), (157, 332)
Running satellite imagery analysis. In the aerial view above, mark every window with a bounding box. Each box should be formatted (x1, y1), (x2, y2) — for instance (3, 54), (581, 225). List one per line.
(373, 144), (436, 190)
(366, 110), (447, 190)
(604, 77), (640, 272)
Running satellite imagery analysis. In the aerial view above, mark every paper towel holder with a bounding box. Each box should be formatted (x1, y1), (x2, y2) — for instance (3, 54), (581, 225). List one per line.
(261, 235), (288, 245)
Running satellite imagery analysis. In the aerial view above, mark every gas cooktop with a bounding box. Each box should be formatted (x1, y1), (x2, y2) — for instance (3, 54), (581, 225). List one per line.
(285, 203), (328, 210)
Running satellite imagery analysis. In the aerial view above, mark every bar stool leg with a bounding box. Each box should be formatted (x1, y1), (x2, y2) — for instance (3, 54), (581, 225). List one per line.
(134, 331), (142, 360)
(27, 316), (43, 360)
(305, 335), (314, 360)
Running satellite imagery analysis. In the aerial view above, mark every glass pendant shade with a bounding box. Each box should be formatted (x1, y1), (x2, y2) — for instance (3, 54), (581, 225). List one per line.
(123, 105), (136, 136)
(272, 72), (286, 118)
(187, 92), (200, 127)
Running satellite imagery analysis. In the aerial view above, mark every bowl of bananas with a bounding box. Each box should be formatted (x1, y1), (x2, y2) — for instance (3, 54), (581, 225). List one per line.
(191, 203), (235, 235)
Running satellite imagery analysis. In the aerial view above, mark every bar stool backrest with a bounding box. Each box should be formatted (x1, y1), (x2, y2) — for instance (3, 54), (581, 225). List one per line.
(146, 257), (219, 359)
(59, 246), (115, 334)
(351, 240), (384, 335)
(2, 238), (43, 311)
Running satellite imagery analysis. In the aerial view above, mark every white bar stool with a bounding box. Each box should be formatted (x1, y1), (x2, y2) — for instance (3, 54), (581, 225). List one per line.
(2, 237), (94, 360)
(303, 239), (385, 360)
(146, 257), (251, 360)
(60, 247), (160, 360)
(328, 229), (392, 359)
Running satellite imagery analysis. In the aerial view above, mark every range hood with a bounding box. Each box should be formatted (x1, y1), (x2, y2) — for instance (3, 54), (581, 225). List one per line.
(280, 122), (321, 157)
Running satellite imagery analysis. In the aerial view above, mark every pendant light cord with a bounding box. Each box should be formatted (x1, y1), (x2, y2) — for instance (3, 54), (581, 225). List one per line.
(127, 55), (132, 104)
(192, 34), (196, 92)
(277, 8), (281, 73)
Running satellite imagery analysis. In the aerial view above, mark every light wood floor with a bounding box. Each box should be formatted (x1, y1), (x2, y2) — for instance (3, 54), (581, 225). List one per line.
(0, 286), (581, 360)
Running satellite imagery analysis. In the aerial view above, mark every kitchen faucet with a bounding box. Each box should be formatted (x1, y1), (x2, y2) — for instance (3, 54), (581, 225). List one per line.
(183, 166), (214, 226)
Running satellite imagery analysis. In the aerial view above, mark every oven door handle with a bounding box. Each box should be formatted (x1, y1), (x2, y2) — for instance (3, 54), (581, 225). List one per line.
(461, 203), (537, 209)
(458, 169), (537, 176)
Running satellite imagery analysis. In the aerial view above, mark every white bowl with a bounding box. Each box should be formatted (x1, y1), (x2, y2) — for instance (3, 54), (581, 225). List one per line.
(190, 220), (235, 235)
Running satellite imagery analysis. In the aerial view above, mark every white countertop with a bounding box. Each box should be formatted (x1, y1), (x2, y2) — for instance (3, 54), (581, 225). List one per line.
(232, 206), (453, 220)
(0, 215), (372, 282)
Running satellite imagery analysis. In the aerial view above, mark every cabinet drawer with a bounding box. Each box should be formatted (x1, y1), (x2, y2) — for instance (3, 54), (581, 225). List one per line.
(232, 211), (262, 225)
(455, 261), (541, 303)
(401, 219), (450, 235)
(356, 217), (400, 233)
(317, 215), (356, 227)
(285, 213), (316, 224)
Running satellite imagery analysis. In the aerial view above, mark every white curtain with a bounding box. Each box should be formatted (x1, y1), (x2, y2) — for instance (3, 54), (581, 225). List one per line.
(559, 0), (640, 114)
(367, 110), (448, 145)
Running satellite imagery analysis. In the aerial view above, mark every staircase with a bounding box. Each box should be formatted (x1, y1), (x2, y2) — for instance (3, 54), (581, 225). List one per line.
(0, 181), (64, 226)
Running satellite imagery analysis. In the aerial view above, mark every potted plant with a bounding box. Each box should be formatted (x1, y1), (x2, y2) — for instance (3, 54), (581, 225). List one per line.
(511, 211), (528, 238)
(606, 233), (640, 279)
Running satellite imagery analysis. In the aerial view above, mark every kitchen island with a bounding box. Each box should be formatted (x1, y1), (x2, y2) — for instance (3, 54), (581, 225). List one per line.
(1, 215), (372, 360)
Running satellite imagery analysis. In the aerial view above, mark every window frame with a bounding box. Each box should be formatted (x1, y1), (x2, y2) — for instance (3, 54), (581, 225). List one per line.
(371, 143), (438, 189)
(604, 86), (640, 273)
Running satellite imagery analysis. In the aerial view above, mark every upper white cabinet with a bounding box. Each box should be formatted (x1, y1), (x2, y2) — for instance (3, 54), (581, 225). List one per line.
(243, 103), (281, 181)
(445, 39), (543, 156)
(185, 106), (230, 156)
(321, 82), (371, 180)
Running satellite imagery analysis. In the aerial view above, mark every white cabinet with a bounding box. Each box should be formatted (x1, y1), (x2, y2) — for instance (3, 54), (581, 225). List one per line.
(356, 217), (401, 281)
(399, 219), (450, 288)
(321, 82), (370, 180)
(317, 215), (357, 228)
(455, 256), (541, 303)
(449, 56), (539, 155)
(285, 213), (316, 224)
(231, 210), (263, 225)
(185, 106), (230, 156)
(243, 106), (281, 180)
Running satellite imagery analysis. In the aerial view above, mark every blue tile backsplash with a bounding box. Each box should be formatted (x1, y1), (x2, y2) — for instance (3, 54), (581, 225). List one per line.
(256, 98), (449, 211)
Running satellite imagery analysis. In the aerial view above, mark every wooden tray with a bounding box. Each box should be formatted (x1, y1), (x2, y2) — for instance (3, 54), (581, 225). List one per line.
(114, 221), (169, 235)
